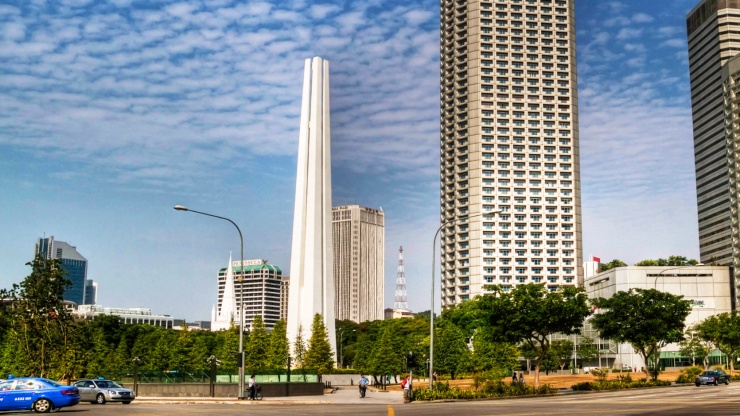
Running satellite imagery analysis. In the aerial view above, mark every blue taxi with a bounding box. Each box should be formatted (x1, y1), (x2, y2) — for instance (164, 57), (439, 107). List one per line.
(0, 377), (80, 413)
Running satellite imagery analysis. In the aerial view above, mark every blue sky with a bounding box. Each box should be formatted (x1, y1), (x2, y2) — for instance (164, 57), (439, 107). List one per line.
(0, 0), (702, 320)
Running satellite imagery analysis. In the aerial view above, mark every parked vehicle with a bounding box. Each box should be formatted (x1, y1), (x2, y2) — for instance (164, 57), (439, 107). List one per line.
(695, 370), (730, 386)
(0, 377), (80, 413)
(73, 378), (135, 404)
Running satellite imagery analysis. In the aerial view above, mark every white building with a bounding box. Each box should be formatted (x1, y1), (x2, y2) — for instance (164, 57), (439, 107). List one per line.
(586, 266), (733, 369)
(439, 0), (583, 307)
(75, 305), (174, 328)
(332, 205), (385, 322)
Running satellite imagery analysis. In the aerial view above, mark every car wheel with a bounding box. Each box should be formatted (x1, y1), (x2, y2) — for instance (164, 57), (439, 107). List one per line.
(122, 401), (131, 404)
(96, 394), (106, 405)
(33, 398), (52, 413)
(695, 383), (701, 387)
(726, 379), (730, 385)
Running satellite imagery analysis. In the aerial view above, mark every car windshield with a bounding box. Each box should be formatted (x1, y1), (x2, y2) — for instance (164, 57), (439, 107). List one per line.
(96, 381), (122, 388)
(701, 372), (716, 376)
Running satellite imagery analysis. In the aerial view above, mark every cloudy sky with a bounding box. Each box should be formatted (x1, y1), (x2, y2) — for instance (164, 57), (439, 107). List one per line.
(0, 0), (702, 320)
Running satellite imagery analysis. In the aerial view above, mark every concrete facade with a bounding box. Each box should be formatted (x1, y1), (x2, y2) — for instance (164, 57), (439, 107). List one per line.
(723, 55), (740, 295)
(585, 266), (733, 369)
(287, 56), (337, 358)
(75, 305), (174, 328)
(439, 0), (583, 308)
(686, 0), (740, 266)
(332, 205), (385, 323)
(214, 258), (283, 331)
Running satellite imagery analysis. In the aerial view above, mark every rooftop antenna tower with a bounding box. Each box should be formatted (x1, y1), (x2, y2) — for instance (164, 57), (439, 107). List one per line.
(394, 246), (408, 310)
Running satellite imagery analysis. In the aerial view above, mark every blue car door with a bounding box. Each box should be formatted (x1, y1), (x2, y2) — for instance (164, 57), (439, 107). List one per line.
(7, 380), (37, 410)
(0, 381), (14, 411)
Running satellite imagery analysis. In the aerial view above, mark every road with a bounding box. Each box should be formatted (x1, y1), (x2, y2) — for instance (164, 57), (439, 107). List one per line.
(46, 383), (740, 415)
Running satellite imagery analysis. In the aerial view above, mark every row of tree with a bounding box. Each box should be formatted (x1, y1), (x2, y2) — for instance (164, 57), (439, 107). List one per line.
(7, 256), (740, 389)
(0, 257), (338, 380)
(599, 255), (700, 271)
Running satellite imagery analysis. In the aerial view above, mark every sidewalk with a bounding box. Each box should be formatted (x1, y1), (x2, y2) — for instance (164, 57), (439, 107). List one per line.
(135, 387), (405, 405)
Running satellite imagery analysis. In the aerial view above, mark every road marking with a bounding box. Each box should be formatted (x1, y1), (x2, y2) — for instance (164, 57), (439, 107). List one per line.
(388, 404), (395, 416)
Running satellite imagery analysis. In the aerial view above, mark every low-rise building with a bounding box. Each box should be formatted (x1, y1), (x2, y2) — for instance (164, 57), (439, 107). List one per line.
(585, 265), (733, 369)
(384, 308), (413, 320)
(74, 305), (174, 328)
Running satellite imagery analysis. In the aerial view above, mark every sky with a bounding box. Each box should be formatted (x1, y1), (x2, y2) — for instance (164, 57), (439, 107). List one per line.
(0, 0), (703, 321)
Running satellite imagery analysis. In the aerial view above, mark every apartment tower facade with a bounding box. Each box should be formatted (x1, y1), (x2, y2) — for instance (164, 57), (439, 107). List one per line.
(687, 0), (740, 266)
(439, 0), (582, 307)
(332, 205), (385, 322)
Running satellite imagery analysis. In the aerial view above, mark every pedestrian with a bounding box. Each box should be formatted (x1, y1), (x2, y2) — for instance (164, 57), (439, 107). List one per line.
(433, 372), (438, 381)
(248, 375), (256, 400)
(519, 373), (525, 385)
(358, 374), (369, 398)
(402, 375), (411, 403)
(512, 372), (518, 384)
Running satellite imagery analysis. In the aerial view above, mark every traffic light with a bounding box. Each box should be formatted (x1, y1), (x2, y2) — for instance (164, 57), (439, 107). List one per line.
(407, 352), (417, 368)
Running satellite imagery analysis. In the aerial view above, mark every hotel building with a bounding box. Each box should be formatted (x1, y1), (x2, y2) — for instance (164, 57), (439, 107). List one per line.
(439, 0), (582, 306)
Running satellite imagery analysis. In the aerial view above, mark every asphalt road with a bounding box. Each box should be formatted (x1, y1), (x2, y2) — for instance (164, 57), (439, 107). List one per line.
(45, 383), (740, 415)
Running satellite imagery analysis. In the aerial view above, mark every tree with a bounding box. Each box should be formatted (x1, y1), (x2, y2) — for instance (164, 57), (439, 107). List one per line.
(591, 288), (691, 380)
(470, 329), (519, 374)
(266, 319), (290, 371)
(577, 336), (598, 364)
(245, 315), (270, 370)
(214, 325), (240, 370)
(368, 325), (404, 378)
(550, 340), (574, 372)
(599, 259), (627, 272)
(434, 319), (468, 379)
(8, 256), (77, 378)
(696, 312), (740, 374)
(189, 335), (211, 373)
(304, 314), (334, 374)
(679, 326), (711, 369)
(293, 324), (307, 368)
(634, 256), (698, 267)
(475, 283), (591, 387)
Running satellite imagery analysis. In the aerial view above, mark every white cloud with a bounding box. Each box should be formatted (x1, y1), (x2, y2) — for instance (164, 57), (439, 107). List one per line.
(662, 38), (685, 48)
(309, 4), (341, 19)
(616, 27), (642, 41)
(632, 12), (654, 23)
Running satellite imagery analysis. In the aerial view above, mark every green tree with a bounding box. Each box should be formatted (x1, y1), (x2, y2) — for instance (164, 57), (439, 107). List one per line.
(304, 314), (334, 374)
(591, 288), (691, 380)
(679, 326), (711, 369)
(84, 327), (112, 377)
(577, 336), (598, 364)
(434, 319), (468, 379)
(470, 329), (519, 373)
(170, 327), (193, 370)
(214, 326), (240, 370)
(696, 312), (740, 374)
(266, 319), (290, 370)
(369, 325), (404, 377)
(293, 324), (307, 368)
(475, 283), (591, 387)
(599, 259), (627, 272)
(8, 256), (77, 379)
(189, 335), (211, 373)
(550, 339), (574, 372)
(245, 315), (270, 370)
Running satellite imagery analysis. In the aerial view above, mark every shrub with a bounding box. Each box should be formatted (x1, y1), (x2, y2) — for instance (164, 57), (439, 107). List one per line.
(676, 366), (703, 384)
(412, 381), (556, 401)
(570, 379), (670, 391)
(590, 368), (608, 381)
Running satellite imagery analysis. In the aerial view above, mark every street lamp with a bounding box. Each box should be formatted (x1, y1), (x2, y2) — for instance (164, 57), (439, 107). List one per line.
(174, 205), (247, 399)
(653, 264), (705, 289)
(338, 329), (355, 369)
(429, 210), (501, 389)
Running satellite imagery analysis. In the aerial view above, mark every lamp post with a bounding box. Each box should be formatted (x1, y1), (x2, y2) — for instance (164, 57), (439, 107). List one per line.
(174, 205), (246, 399)
(429, 210), (501, 388)
(338, 329), (355, 369)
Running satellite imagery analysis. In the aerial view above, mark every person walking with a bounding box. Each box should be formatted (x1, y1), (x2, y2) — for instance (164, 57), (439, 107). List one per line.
(512, 372), (518, 384)
(518, 373), (525, 385)
(358, 374), (369, 398)
(402, 375), (412, 403)
(248, 375), (256, 400)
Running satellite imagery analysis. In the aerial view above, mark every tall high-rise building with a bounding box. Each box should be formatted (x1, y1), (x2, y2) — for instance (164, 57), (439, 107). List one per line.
(214, 258), (283, 331)
(439, 0), (582, 307)
(686, 0), (740, 266)
(332, 205), (385, 322)
(35, 236), (89, 305)
(287, 56), (337, 357)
